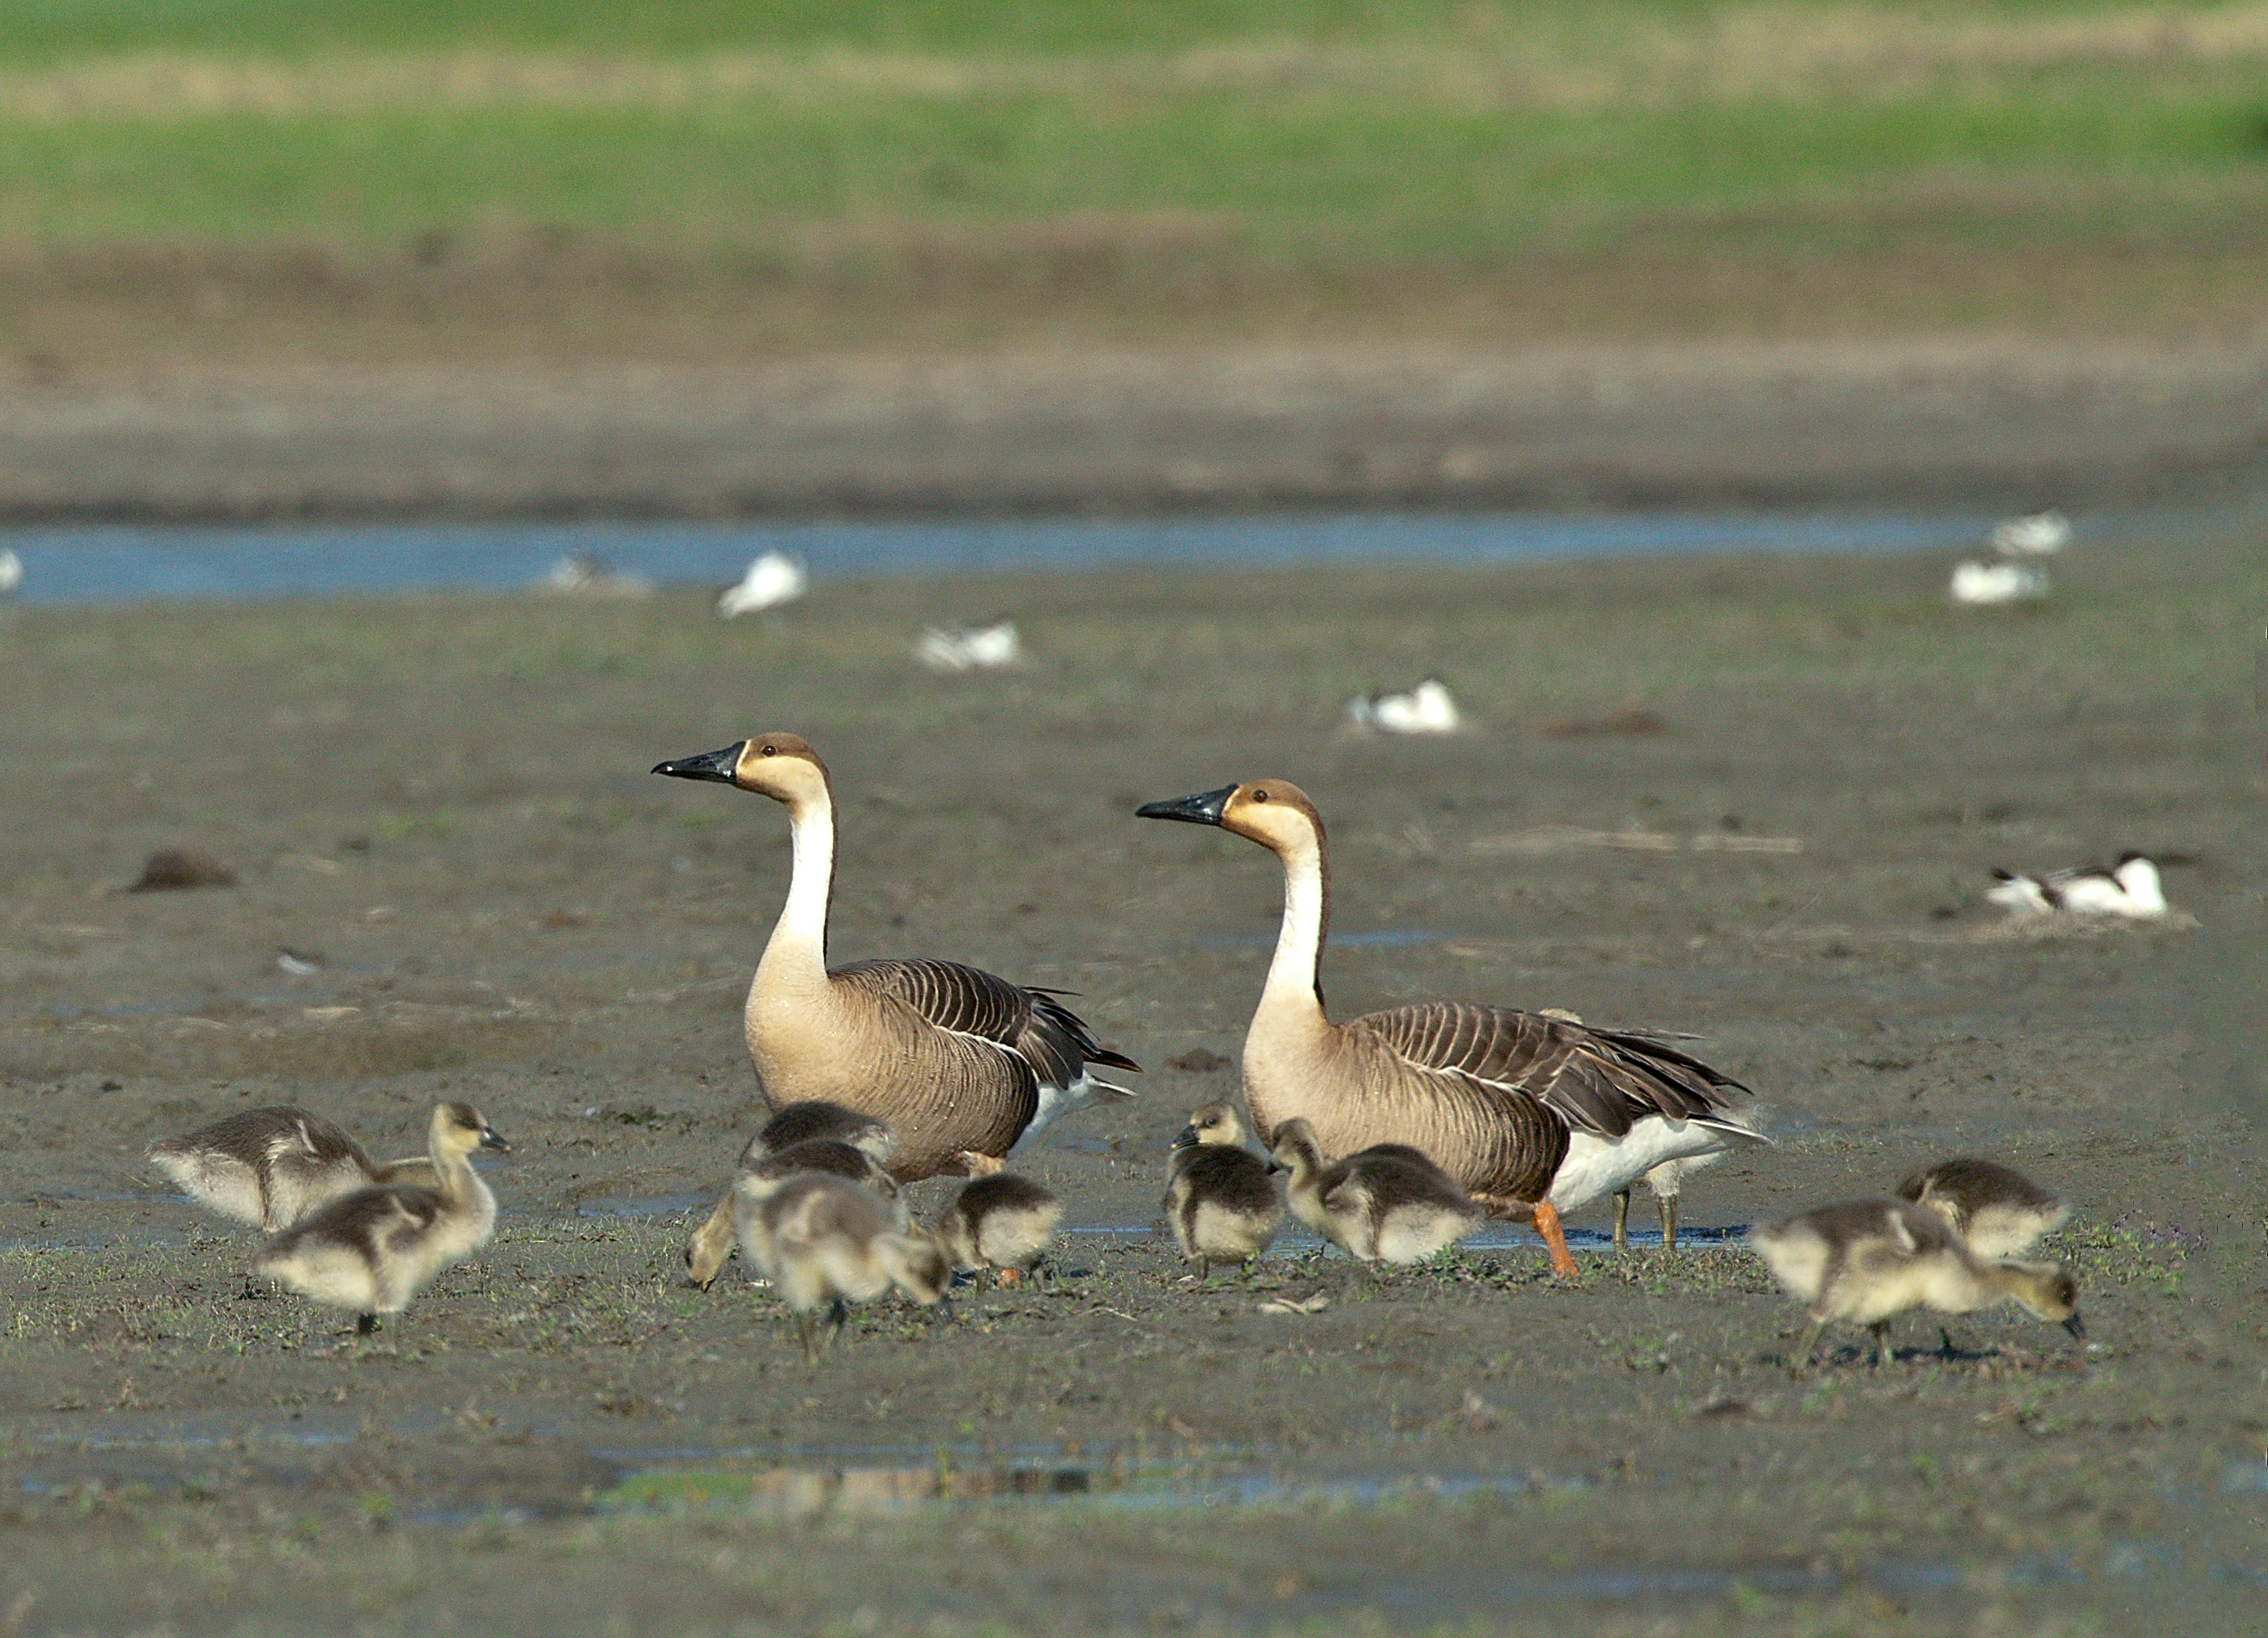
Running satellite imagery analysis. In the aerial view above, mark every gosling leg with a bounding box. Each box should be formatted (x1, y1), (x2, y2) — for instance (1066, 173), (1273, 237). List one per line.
(1870, 1321), (1893, 1367)
(1795, 1317), (1826, 1369)
(355, 1313), (380, 1337)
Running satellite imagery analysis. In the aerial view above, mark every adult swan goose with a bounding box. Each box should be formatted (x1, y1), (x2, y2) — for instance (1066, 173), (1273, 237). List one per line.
(1137, 780), (1763, 1276)
(655, 733), (1139, 1179)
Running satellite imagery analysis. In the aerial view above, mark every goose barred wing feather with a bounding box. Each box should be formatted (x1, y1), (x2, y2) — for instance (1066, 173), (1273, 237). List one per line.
(832, 958), (1139, 1085)
(1350, 1004), (1752, 1140)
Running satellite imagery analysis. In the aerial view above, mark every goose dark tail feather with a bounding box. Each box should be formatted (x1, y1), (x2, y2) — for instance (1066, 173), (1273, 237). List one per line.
(1029, 990), (1142, 1075)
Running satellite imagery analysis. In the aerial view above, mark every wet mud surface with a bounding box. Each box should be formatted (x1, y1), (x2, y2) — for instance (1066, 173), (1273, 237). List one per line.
(2, 538), (2264, 1634)
(6, 339), (2268, 523)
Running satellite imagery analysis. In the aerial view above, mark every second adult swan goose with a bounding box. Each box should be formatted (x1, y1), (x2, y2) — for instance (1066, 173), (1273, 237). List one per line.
(655, 733), (1139, 1179)
(1138, 780), (1760, 1276)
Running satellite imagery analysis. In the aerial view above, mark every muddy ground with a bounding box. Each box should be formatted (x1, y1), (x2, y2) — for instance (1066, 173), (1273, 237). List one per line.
(2, 535), (2265, 1635)
(6, 338), (2268, 523)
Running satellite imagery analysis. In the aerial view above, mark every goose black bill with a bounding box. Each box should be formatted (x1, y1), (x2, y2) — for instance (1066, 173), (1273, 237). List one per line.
(1136, 785), (1236, 826)
(652, 743), (746, 782)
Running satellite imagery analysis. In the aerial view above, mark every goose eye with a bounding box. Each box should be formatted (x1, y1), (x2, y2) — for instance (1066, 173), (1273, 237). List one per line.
(1250, 788), (1270, 803)
(758, 743), (777, 757)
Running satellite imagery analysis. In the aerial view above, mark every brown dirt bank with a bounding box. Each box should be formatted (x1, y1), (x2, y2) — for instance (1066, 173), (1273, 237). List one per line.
(2, 337), (2267, 523)
(1, 544), (2264, 1633)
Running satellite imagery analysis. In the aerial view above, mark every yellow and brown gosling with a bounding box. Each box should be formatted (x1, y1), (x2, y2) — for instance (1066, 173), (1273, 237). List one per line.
(747, 1100), (898, 1168)
(252, 1103), (508, 1338)
(1750, 1196), (2083, 1368)
(1896, 1157), (2070, 1258)
(935, 1173), (1063, 1287)
(147, 1105), (436, 1233)
(1164, 1101), (1284, 1279)
(685, 1136), (905, 1290)
(1268, 1117), (1483, 1266)
(738, 1172), (954, 1362)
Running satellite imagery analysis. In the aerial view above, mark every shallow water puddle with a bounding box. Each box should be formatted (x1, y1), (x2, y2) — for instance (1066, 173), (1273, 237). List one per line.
(573, 1192), (713, 1219)
(599, 1450), (1569, 1520)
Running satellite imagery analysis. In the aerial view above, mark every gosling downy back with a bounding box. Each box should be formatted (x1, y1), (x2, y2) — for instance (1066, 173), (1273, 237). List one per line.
(1896, 1156), (2069, 1258)
(253, 1103), (509, 1334)
(746, 1101), (898, 1168)
(147, 1105), (436, 1233)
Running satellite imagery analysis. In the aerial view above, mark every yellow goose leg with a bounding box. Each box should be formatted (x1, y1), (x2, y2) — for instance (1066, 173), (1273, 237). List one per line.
(1534, 1201), (1580, 1279)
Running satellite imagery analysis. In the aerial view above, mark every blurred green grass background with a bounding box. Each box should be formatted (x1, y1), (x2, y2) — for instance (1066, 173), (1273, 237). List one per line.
(1, 1), (2263, 356)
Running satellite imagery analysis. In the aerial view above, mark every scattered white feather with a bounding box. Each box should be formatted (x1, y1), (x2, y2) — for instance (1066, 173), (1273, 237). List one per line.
(716, 551), (807, 618)
(0, 549), (22, 595)
(1989, 511), (2070, 557)
(1347, 677), (1462, 734)
(915, 620), (1022, 672)
(1949, 560), (2050, 606)
(275, 948), (324, 977)
(542, 553), (651, 599)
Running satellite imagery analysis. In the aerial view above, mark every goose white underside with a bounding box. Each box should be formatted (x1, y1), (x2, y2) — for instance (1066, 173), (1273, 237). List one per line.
(1009, 1069), (1136, 1155)
(1548, 1112), (1768, 1214)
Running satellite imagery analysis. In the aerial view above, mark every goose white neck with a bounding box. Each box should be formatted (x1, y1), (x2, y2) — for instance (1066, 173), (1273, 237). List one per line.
(1259, 826), (1329, 1019)
(767, 789), (836, 976)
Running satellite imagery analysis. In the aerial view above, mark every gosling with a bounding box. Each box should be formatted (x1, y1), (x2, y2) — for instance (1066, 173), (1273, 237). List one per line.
(1750, 1196), (2084, 1367)
(748, 1101), (897, 1168)
(1268, 1118), (1483, 1266)
(1896, 1156), (2069, 1258)
(252, 1103), (509, 1337)
(1164, 1101), (1284, 1278)
(935, 1173), (1062, 1287)
(685, 1136), (904, 1290)
(147, 1105), (436, 1233)
(739, 1172), (953, 1362)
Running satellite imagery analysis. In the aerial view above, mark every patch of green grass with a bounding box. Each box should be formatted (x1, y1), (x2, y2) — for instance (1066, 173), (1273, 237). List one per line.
(0, 69), (2260, 253)
(0, 3), (2263, 292)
